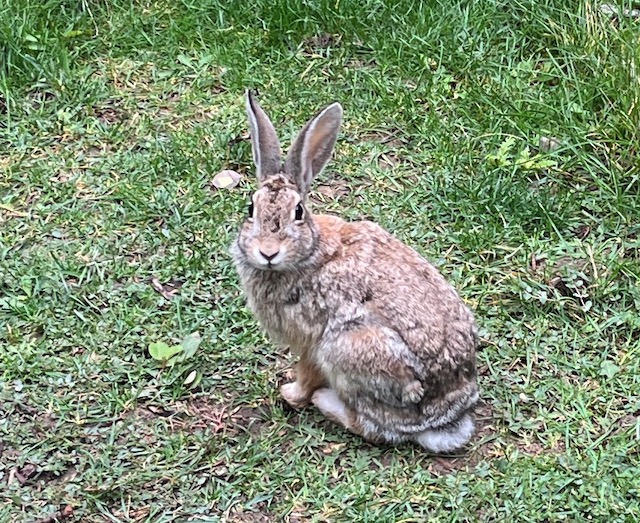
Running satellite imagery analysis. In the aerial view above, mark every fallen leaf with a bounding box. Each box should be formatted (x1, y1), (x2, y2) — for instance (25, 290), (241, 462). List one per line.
(7, 468), (24, 485)
(180, 331), (202, 359)
(20, 463), (37, 480)
(212, 169), (241, 189)
(183, 369), (199, 386)
(149, 341), (183, 362)
(320, 442), (346, 454)
(575, 225), (591, 240)
(147, 405), (173, 416)
(600, 360), (620, 379)
(315, 180), (350, 199)
(8, 463), (37, 485)
(150, 277), (180, 299)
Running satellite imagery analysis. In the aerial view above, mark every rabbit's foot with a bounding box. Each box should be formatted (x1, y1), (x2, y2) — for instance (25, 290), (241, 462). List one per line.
(311, 388), (353, 428)
(402, 380), (424, 404)
(280, 382), (310, 409)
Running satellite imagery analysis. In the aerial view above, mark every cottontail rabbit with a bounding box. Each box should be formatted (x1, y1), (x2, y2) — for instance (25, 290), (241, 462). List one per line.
(231, 91), (479, 452)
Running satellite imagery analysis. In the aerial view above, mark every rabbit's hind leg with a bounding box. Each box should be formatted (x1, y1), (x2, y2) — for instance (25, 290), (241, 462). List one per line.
(311, 387), (402, 446)
(311, 388), (360, 432)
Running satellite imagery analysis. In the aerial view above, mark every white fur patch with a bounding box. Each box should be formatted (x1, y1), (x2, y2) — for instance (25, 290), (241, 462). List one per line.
(311, 388), (350, 427)
(246, 96), (261, 177)
(251, 246), (287, 268)
(414, 414), (475, 453)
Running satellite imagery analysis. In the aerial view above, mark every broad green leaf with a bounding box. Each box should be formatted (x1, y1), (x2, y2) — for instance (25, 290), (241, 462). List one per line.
(149, 341), (183, 362)
(166, 346), (185, 367)
(600, 360), (620, 379)
(176, 54), (192, 67)
(149, 341), (170, 361)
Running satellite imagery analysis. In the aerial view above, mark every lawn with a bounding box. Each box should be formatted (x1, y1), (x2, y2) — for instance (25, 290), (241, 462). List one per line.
(1, 0), (639, 521)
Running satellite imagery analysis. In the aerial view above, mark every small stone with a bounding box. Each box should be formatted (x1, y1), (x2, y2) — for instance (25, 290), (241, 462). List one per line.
(519, 393), (529, 403)
(600, 3), (640, 18)
(599, 3), (618, 16)
(539, 136), (562, 152)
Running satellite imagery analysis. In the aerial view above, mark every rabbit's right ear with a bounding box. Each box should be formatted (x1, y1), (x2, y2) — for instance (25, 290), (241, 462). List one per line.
(246, 90), (282, 183)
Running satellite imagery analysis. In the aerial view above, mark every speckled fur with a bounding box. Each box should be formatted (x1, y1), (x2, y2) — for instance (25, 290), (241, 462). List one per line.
(231, 91), (479, 453)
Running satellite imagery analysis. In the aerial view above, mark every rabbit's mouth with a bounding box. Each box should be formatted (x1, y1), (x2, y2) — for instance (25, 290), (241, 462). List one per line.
(251, 245), (288, 270)
(254, 261), (287, 272)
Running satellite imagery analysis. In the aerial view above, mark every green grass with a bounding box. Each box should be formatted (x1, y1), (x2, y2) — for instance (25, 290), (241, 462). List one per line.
(1, 0), (639, 521)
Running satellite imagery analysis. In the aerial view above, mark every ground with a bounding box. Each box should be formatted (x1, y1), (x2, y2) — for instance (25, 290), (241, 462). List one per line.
(1, 1), (639, 522)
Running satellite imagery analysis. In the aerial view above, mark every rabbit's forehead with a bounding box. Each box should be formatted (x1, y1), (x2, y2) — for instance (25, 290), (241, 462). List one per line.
(254, 185), (300, 206)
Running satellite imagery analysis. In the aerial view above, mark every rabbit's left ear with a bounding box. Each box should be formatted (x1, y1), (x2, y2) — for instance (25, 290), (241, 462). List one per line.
(246, 90), (282, 183)
(284, 102), (343, 195)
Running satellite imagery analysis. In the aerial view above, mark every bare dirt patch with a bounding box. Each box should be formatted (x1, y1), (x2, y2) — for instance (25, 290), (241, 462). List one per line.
(302, 32), (343, 57)
(92, 102), (128, 126)
(225, 506), (277, 523)
(150, 397), (276, 437)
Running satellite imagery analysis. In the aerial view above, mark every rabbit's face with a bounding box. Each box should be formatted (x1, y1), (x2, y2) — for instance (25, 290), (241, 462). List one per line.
(237, 174), (316, 271)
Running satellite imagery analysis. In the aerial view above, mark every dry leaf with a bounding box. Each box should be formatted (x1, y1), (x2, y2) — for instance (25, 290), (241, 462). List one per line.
(320, 442), (346, 454)
(150, 277), (181, 300)
(183, 369), (198, 386)
(212, 169), (241, 189)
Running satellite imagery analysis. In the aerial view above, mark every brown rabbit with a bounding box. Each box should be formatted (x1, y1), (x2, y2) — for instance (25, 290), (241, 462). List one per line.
(231, 91), (479, 452)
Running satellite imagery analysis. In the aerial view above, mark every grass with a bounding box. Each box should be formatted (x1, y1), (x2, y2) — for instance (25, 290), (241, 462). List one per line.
(1, 0), (639, 521)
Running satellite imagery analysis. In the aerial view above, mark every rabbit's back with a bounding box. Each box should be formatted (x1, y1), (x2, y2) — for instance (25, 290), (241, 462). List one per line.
(314, 214), (477, 362)
(312, 216), (478, 424)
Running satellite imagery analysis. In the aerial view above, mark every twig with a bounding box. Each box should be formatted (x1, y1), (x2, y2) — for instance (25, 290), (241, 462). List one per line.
(7, 467), (26, 485)
(150, 277), (180, 300)
(8, 463), (38, 485)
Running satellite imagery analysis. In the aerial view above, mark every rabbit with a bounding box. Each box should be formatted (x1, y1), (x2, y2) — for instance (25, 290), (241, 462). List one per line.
(231, 90), (479, 453)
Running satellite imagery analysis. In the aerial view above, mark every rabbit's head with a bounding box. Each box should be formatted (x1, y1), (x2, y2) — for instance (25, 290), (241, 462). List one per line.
(236, 91), (342, 271)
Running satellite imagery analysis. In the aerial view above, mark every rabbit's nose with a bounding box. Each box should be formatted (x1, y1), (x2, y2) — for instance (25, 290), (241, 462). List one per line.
(259, 248), (280, 261)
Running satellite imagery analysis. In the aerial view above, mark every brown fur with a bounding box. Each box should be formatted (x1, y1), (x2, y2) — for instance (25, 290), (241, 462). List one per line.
(231, 91), (479, 452)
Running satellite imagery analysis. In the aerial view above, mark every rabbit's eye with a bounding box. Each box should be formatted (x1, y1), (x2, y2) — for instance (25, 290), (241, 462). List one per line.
(248, 202), (254, 218)
(294, 203), (304, 221)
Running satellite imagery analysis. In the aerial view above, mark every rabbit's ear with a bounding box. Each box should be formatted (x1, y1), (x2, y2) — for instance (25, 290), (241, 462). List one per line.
(246, 90), (282, 182)
(284, 102), (342, 195)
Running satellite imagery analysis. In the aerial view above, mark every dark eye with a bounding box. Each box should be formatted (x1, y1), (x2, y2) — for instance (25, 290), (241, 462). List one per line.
(295, 203), (304, 221)
(248, 201), (254, 218)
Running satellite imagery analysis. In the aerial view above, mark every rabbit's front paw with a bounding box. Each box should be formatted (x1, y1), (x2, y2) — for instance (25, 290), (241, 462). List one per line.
(402, 380), (424, 404)
(280, 382), (310, 409)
